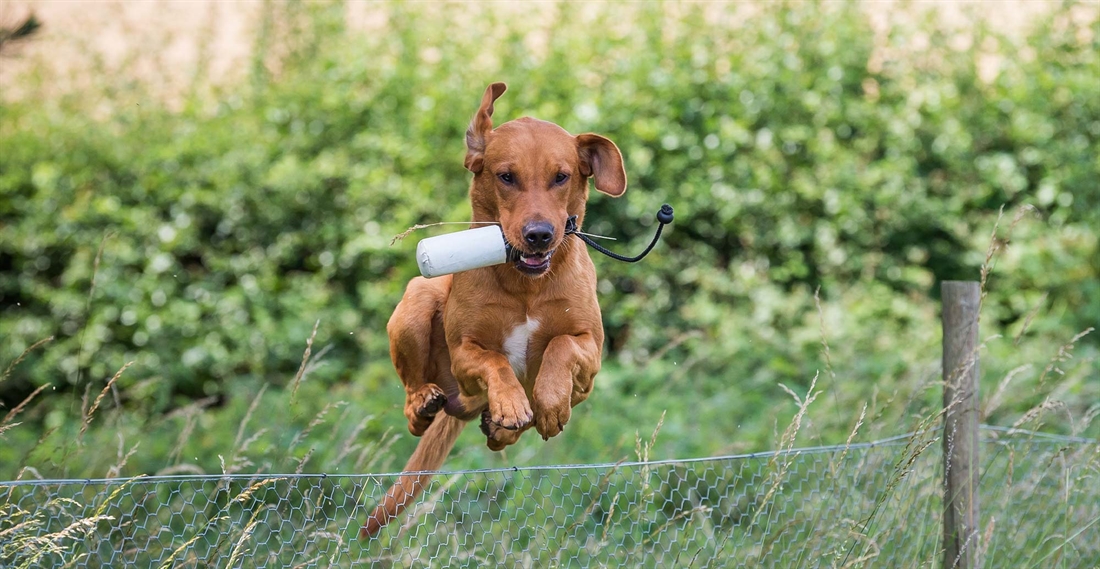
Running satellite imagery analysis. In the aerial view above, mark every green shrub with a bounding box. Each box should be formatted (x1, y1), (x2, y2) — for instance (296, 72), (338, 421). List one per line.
(0, 1), (1096, 480)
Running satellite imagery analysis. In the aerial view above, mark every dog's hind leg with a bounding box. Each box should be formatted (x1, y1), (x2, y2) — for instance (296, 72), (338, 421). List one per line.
(388, 276), (452, 436)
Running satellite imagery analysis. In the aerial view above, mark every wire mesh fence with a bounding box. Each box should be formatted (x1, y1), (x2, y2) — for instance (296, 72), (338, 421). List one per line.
(2, 427), (1096, 568)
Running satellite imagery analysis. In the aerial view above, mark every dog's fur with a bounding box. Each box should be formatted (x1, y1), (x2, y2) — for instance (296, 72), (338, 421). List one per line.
(361, 82), (626, 538)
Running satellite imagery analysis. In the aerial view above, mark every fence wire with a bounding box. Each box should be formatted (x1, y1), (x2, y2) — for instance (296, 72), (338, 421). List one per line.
(2, 428), (1096, 568)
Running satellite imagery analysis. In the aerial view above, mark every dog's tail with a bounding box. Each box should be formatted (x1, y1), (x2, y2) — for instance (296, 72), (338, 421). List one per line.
(360, 413), (466, 539)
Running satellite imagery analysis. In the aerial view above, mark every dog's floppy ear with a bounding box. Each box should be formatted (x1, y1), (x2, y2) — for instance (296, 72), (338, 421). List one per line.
(464, 82), (507, 173)
(577, 134), (627, 197)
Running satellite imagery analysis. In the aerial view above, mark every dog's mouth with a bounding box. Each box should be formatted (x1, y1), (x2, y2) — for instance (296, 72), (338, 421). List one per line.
(513, 250), (554, 276)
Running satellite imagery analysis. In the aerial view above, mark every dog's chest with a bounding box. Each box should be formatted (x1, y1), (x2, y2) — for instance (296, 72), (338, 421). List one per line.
(502, 317), (540, 380)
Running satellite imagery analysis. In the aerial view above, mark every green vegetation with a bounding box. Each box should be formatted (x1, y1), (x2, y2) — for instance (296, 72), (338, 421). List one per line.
(2, 433), (1095, 567)
(0, 1), (1097, 564)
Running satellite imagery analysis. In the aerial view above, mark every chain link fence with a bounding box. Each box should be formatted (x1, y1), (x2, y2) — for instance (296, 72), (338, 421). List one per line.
(2, 427), (1096, 568)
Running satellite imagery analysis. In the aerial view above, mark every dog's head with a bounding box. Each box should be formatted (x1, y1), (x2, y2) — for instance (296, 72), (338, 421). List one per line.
(464, 82), (626, 278)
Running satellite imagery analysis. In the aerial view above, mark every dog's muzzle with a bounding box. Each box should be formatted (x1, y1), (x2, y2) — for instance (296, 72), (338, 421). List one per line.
(502, 220), (558, 276)
(504, 239), (555, 276)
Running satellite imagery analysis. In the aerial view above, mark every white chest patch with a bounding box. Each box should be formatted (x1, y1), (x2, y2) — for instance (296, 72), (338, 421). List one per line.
(503, 317), (540, 380)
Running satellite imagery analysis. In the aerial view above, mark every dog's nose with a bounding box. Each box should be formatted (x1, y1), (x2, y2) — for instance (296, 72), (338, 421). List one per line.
(522, 222), (555, 250)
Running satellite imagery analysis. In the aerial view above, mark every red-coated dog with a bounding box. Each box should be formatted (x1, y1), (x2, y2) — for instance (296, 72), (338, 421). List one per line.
(361, 82), (626, 537)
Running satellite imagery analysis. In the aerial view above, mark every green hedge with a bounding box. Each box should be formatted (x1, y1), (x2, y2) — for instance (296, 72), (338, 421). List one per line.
(1, 1), (1097, 474)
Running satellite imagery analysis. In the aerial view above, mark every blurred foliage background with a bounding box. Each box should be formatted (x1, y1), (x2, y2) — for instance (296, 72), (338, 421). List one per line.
(0, 0), (1097, 480)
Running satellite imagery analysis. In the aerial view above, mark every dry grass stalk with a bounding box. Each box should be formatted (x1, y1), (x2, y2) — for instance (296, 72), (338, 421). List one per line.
(567, 460), (626, 534)
(775, 372), (822, 453)
(93, 475), (145, 519)
(983, 364), (1033, 419)
(850, 404), (948, 555)
(397, 472), (463, 538)
(232, 477), (283, 505)
(105, 433), (140, 478)
(745, 372), (821, 535)
(235, 428), (268, 460)
(1012, 398), (1070, 430)
(978, 205), (1006, 301)
(290, 554), (325, 569)
(754, 518), (804, 561)
(0, 515), (37, 540)
(977, 516), (997, 562)
(155, 531), (208, 569)
(833, 522), (883, 569)
(294, 447), (315, 474)
(831, 402), (868, 477)
(840, 549), (881, 569)
(74, 232), (115, 391)
(389, 220), (499, 246)
(232, 383), (268, 456)
(288, 400), (347, 452)
(163, 395), (219, 422)
(154, 463), (205, 476)
(15, 514), (115, 568)
(978, 203), (1038, 306)
(642, 504), (713, 547)
(613, 412), (670, 559)
(0, 421), (23, 437)
(334, 414), (371, 467)
(14, 465), (43, 481)
(166, 411), (200, 467)
(357, 427), (398, 472)
(226, 505), (273, 569)
(2, 383), (50, 425)
(643, 330), (703, 366)
(1, 336), (54, 383)
(164, 395), (218, 465)
(600, 492), (621, 543)
(1079, 405), (1100, 435)
(814, 287), (836, 381)
(944, 334), (1000, 396)
(635, 410), (667, 464)
(1037, 327), (1094, 389)
(80, 361), (133, 437)
(1036, 516), (1100, 568)
(290, 320), (320, 399)
(1013, 293), (1047, 346)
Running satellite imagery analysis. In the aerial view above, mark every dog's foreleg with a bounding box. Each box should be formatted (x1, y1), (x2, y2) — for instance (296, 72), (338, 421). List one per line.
(532, 333), (601, 440)
(450, 339), (533, 431)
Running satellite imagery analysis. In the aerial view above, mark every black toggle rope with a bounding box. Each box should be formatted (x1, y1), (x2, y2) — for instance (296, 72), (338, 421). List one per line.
(565, 204), (674, 263)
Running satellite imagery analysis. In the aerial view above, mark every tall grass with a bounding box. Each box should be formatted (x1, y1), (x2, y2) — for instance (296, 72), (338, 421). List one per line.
(1, 1), (1098, 567)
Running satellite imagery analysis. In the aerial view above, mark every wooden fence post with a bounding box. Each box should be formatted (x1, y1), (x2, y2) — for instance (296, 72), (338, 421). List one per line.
(942, 281), (981, 569)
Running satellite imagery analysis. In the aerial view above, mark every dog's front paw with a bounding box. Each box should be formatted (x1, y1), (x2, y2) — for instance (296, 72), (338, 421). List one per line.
(533, 384), (571, 440)
(488, 384), (533, 431)
(404, 384), (446, 436)
(480, 409), (525, 451)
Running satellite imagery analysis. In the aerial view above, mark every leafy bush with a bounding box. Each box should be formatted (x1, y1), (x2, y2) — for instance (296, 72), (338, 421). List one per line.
(0, 1), (1097, 480)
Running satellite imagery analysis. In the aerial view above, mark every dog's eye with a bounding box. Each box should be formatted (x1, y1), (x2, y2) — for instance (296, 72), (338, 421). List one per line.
(498, 172), (515, 185)
(554, 173), (569, 185)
